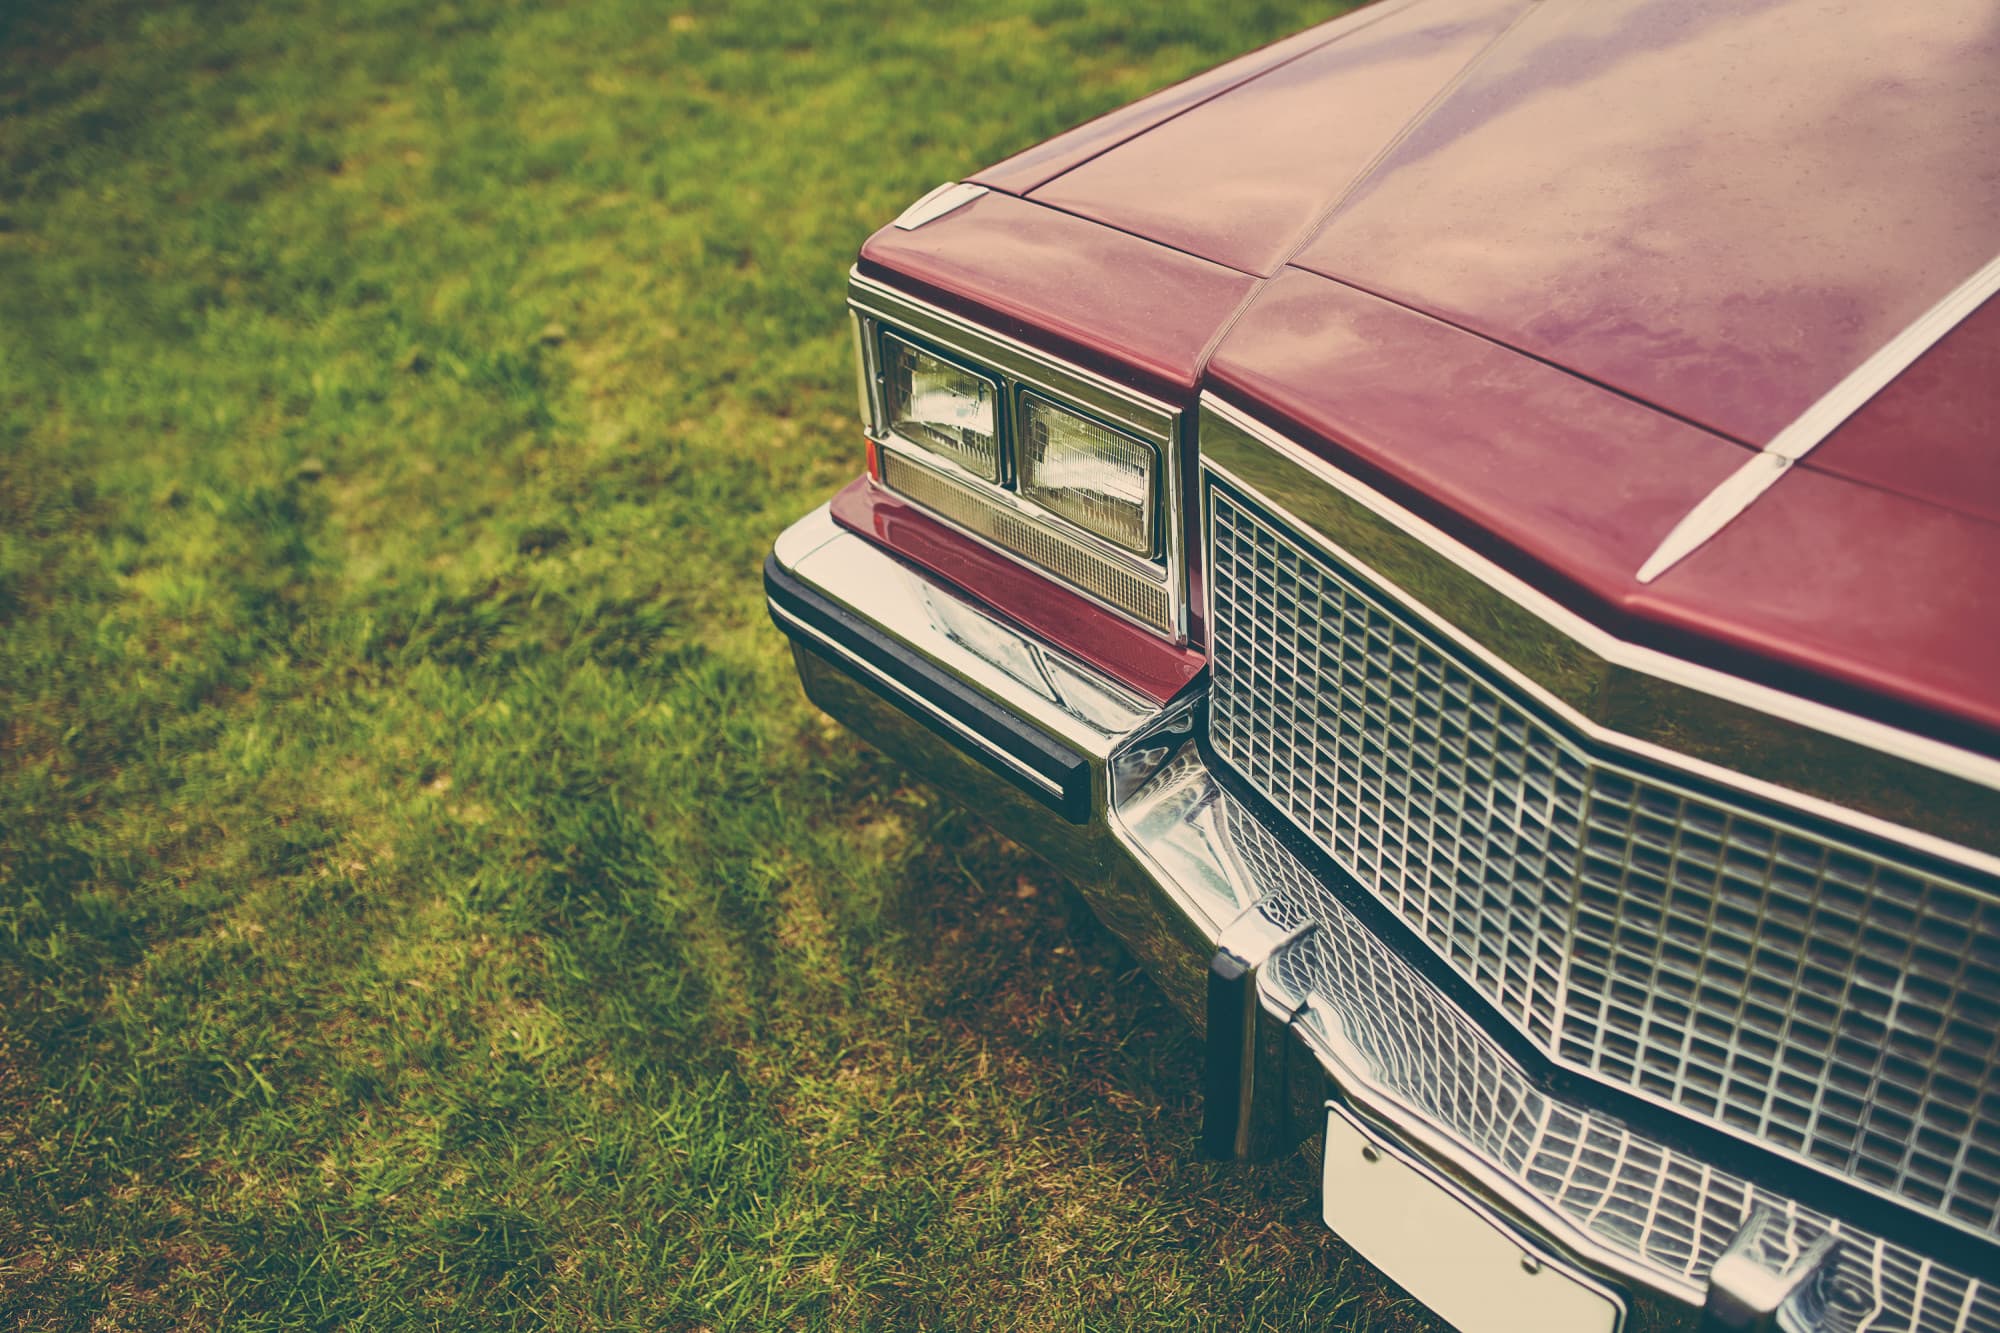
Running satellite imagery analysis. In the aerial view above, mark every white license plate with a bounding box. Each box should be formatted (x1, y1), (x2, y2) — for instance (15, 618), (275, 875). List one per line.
(1322, 1105), (1623, 1333)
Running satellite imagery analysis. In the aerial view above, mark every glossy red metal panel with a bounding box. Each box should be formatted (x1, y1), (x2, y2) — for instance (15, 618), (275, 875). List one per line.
(968, 4), (1397, 197)
(856, 0), (2000, 750)
(1636, 468), (2000, 749)
(1807, 294), (2000, 527)
(1030, 0), (1531, 278)
(828, 476), (1206, 705)
(1210, 270), (2000, 749)
(1289, 0), (2000, 446)
(1207, 268), (1748, 612)
(858, 191), (1257, 402)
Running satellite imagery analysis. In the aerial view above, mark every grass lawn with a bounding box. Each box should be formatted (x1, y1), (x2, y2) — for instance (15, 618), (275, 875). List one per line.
(0, 0), (1445, 1325)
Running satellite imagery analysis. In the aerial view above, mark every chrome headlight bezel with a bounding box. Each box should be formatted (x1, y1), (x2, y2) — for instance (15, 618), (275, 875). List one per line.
(847, 272), (1186, 641)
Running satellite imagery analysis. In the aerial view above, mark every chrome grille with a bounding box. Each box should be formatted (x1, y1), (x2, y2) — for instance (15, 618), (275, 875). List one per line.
(1220, 788), (1999, 1332)
(1204, 480), (2000, 1241)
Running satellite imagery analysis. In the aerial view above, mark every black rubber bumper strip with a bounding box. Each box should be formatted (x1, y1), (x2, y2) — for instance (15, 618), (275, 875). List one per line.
(764, 553), (1092, 823)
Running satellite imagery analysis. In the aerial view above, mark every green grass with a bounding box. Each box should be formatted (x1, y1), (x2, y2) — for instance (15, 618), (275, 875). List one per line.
(0, 0), (1445, 1325)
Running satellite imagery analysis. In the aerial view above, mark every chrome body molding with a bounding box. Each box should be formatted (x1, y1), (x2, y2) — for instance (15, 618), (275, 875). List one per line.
(1198, 394), (2000, 866)
(891, 181), (989, 231)
(1638, 252), (2000, 583)
(766, 505), (1999, 1333)
(848, 269), (1190, 640)
(774, 506), (1155, 750)
(847, 309), (873, 431)
(874, 441), (1178, 637)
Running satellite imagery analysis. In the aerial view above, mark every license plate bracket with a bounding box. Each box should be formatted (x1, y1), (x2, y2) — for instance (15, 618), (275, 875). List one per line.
(1322, 1103), (1624, 1333)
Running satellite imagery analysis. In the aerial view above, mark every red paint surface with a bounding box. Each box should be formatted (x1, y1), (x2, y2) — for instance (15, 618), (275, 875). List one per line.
(1289, 0), (2000, 446)
(1210, 270), (2000, 750)
(829, 477), (1207, 706)
(858, 191), (1256, 403)
(969, 3), (1399, 197)
(1635, 469), (2000, 746)
(1207, 268), (1748, 619)
(848, 0), (2000, 751)
(1031, 0), (1531, 277)
(1809, 295), (2000, 527)
(991, 0), (2000, 449)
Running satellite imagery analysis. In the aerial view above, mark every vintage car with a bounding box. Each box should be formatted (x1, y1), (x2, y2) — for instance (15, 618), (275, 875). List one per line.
(764, 0), (1999, 1328)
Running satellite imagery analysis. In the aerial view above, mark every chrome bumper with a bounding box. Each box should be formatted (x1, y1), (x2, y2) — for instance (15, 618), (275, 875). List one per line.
(766, 505), (1991, 1333)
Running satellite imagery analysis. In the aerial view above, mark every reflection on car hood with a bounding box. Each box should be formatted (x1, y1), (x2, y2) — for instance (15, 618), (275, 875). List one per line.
(868, 0), (2000, 754)
(979, 0), (2000, 463)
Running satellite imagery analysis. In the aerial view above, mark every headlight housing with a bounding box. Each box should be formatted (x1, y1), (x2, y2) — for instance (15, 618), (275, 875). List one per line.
(1017, 394), (1157, 555)
(881, 333), (1001, 483)
(852, 277), (1185, 641)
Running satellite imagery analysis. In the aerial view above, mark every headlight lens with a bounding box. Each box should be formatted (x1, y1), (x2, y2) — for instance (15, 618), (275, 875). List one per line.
(882, 334), (1001, 482)
(1018, 394), (1156, 555)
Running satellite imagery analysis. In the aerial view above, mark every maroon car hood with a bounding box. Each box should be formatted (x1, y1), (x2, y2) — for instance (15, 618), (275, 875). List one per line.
(866, 0), (2000, 752)
(1206, 269), (2000, 749)
(991, 0), (2000, 453)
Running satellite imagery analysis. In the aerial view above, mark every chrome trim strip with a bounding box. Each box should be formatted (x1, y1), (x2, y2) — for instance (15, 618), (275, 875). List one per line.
(850, 269), (1178, 445)
(1632, 451), (1790, 586)
(783, 512), (1155, 745)
(850, 269), (1190, 642)
(875, 440), (1180, 638)
(1638, 252), (2000, 583)
(1198, 394), (2000, 866)
(892, 181), (988, 231)
(880, 434), (1151, 571)
(848, 310), (878, 436)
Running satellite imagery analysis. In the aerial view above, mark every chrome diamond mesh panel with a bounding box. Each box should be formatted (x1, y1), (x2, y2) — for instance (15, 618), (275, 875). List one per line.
(1225, 797), (1999, 1332)
(1204, 481), (2000, 1242)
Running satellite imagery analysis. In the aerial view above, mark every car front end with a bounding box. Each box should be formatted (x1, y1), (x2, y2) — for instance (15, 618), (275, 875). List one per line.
(767, 2), (2000, 1329)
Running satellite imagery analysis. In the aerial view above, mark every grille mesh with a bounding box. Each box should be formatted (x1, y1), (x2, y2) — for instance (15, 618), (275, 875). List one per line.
(1212, 778), (2000, 1332)
(1204, 482), (2000, 1243)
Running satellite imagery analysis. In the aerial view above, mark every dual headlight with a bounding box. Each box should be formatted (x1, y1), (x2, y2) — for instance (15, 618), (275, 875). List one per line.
(880, 333), (1158, 557)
